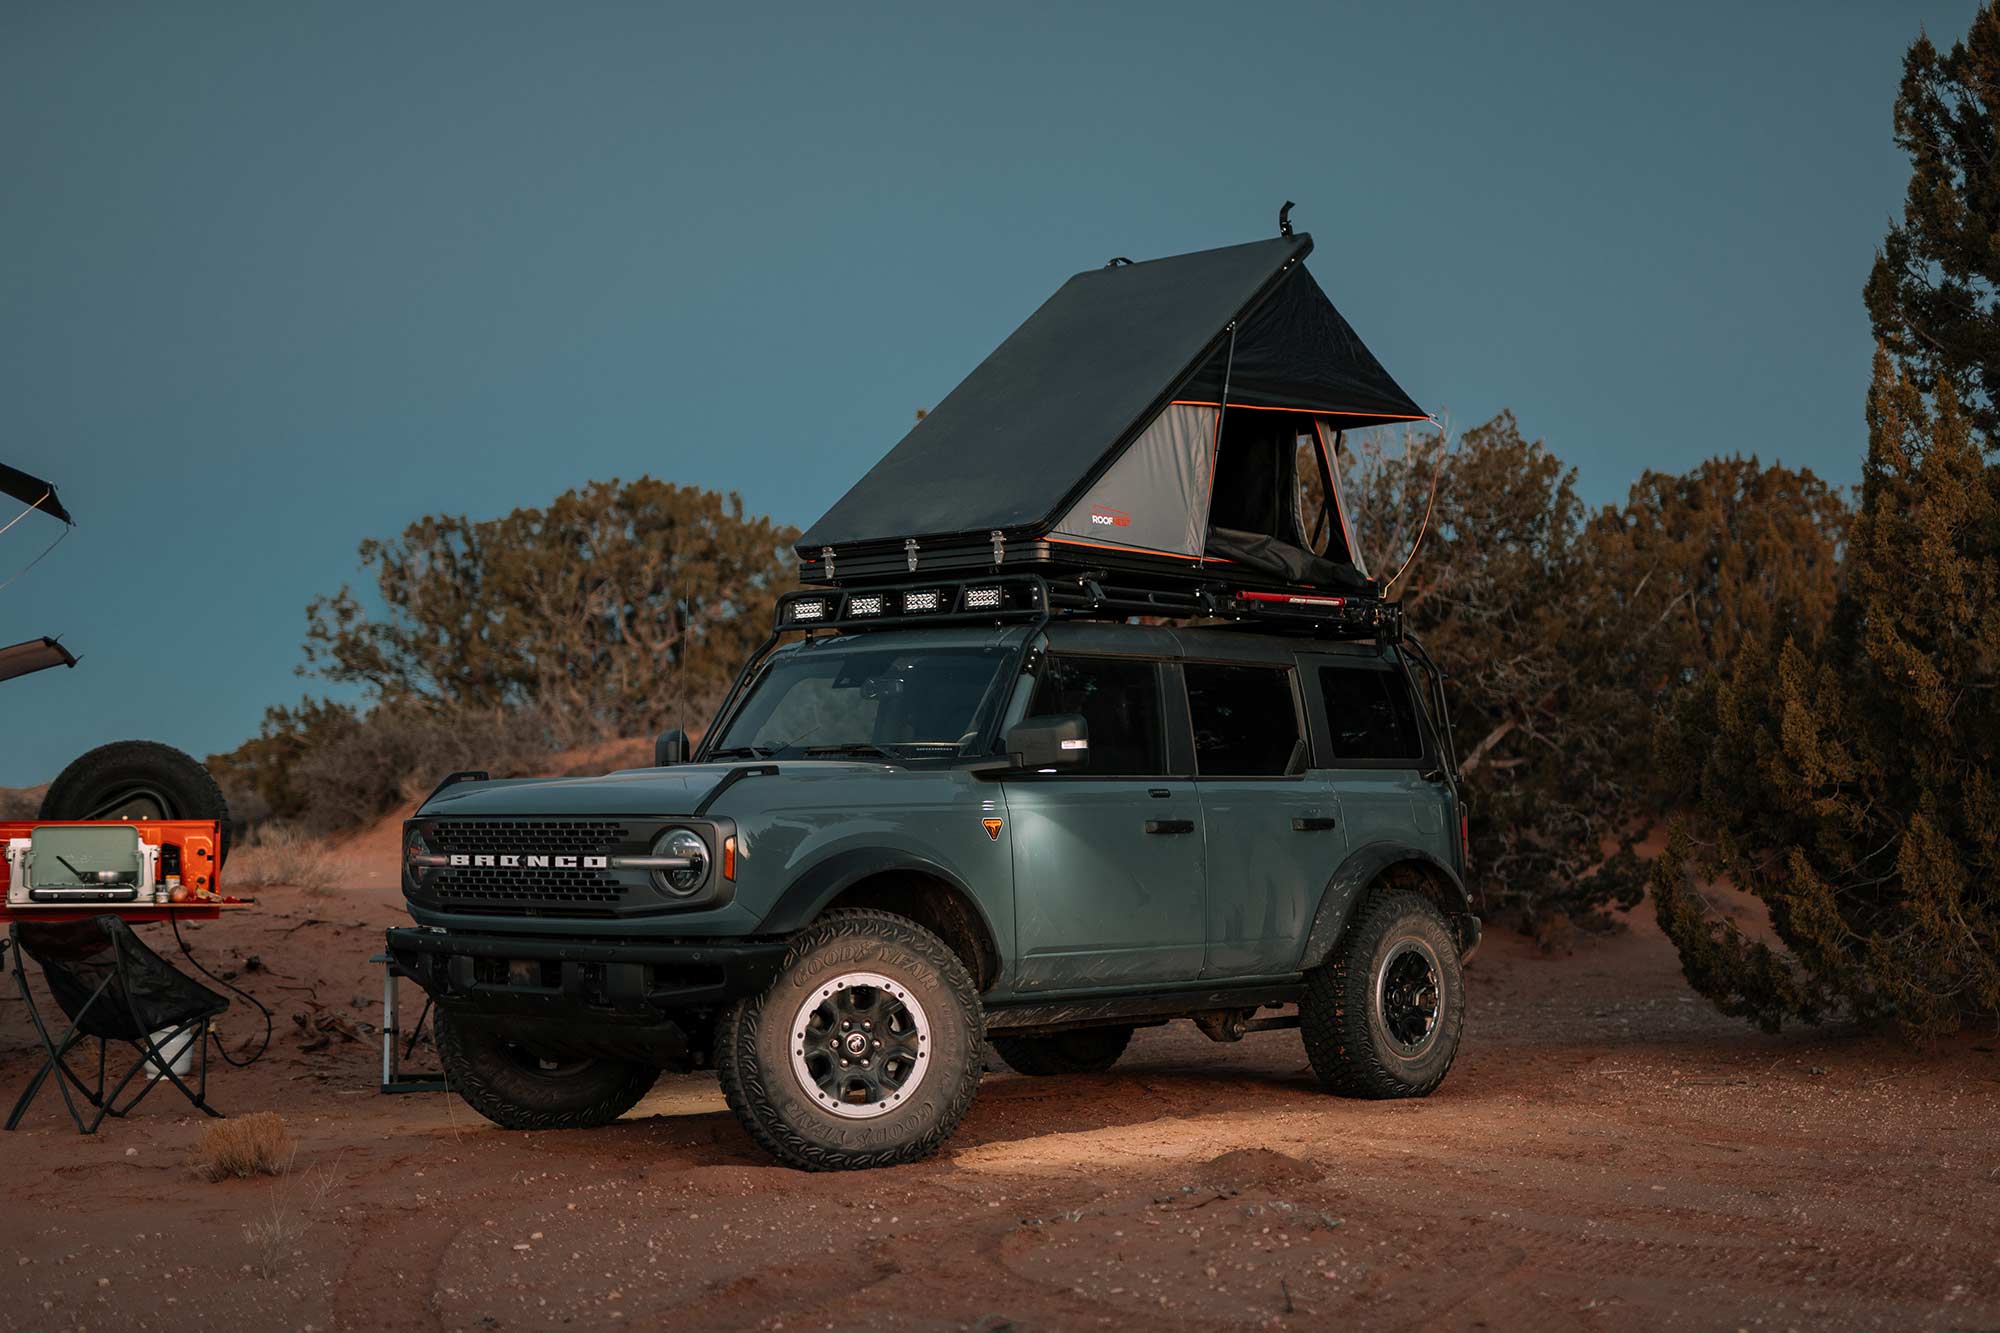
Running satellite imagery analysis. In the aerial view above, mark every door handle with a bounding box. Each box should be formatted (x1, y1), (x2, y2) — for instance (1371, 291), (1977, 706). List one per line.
(1145, 818), (1195, 835)
(1291, 816), (1339, 831)
(1148, 788), (1172, 799)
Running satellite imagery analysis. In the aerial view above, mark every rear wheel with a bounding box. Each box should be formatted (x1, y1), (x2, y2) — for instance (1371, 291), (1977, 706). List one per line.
(717, 909), (984, 1170)
(1299, 889), (1464, 1098)
(40, 741), (233, 867)
(991, 1025), (1133, 1076)
(435, 1013), (659, 1130)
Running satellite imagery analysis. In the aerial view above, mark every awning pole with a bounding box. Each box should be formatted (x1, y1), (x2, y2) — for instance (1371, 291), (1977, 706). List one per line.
(1198, 323), (1238, 571)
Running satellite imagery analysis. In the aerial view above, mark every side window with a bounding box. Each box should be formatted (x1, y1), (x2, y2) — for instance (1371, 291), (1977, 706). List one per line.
(1025, 656), (1164, 775)
(1320, 665), (1424, 761)
(1184, 663), (1301, 776)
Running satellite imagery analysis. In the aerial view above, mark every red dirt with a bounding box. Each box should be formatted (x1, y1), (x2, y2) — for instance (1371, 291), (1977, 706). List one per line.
(2, 832), (1996, 1331)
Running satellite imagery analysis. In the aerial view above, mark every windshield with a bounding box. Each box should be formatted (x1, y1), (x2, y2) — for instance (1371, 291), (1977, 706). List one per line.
(710, 643), (1016, 760)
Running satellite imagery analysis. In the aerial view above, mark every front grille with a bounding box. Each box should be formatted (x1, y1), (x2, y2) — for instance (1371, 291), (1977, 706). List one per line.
(430, 865), (622, 911)
(413, 817), (649, 917)
(426, 820), (629, 856)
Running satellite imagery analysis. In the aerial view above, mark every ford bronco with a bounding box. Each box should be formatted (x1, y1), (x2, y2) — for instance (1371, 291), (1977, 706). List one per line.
(387, 577), (1476, 1170)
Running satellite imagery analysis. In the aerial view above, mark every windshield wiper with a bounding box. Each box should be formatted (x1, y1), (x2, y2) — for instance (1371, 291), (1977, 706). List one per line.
(706, 745), (772, 760)
(802, 744), (898, 760)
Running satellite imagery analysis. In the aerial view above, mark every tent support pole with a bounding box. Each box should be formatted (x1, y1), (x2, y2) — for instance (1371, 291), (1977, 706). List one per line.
(1199, 323), (1238, 571)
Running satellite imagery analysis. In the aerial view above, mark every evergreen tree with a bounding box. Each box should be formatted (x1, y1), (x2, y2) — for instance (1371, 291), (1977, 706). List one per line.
(1863, 4), (2000, 439)
(1656, 6), (2000, 1033)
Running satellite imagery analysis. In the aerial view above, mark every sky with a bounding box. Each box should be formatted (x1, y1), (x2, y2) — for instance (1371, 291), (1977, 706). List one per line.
(0, 0), (1979, 785)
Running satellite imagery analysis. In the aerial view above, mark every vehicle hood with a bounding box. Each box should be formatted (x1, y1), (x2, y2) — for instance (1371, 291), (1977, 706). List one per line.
(415, 761), (894, 818)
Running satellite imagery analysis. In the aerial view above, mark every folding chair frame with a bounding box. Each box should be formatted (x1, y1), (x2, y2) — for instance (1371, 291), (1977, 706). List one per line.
(3, 925), (224, 1134)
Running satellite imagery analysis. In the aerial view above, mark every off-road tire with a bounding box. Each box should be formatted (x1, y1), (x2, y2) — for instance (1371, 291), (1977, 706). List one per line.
(991, 1025), (1133, 1076)
(1300, 889), (1464, 1098)
(41, 740), (233, 867)
(716, 908), (984, 1171)
(435, 1012), (659, 1130)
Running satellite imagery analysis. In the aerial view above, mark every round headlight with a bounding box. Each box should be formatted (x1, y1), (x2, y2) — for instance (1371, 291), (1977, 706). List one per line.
(655, 828), (709, 896)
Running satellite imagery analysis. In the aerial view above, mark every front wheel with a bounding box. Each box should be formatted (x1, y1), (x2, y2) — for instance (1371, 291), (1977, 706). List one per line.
(716, 909), (984, 1170)
(1299, 889), (1465, 1098)
(435, 1013), (659, 1130)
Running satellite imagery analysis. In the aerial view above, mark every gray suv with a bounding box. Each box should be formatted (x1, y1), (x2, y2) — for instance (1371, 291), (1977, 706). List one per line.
(389, 577), (1476, 1170)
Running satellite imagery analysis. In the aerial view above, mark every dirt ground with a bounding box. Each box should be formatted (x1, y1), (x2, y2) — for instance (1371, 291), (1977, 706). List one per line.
(2, 827), (1997, 1333)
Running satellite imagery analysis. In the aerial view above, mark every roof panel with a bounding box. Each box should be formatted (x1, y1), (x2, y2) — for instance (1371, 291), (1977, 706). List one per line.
(799, 236), (1308, 551)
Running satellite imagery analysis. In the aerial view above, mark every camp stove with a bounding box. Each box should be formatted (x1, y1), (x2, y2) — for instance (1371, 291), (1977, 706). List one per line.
(5, 824), (159, 906)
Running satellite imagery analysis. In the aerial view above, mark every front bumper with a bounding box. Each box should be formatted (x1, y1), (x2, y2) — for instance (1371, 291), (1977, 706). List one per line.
(387, 927), (788, 1062)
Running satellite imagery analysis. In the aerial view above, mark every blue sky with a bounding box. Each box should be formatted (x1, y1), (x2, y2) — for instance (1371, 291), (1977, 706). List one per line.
(0, 1), (1976, 784)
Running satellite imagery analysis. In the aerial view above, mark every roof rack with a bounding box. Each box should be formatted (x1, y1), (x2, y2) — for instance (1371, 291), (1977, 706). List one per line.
(772, 572), (1401, 643)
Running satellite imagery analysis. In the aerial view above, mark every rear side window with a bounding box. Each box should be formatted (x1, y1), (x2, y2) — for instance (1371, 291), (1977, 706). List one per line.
(1184, 664), (1301, 776)
(1026, 656), (1164, 775)
(1320, 665), (1424, 761)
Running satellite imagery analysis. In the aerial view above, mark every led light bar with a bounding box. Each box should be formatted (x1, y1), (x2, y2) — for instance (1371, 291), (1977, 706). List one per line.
(1237, 590), (1347, 608)
(790, 598), (829, 622)
(901, 589), (942, 613)
(964, 586), (1003, 611)
(846, 594), (886, 617)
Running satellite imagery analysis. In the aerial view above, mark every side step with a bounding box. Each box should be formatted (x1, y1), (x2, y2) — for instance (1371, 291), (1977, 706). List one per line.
(983, 982), (1301, 1036)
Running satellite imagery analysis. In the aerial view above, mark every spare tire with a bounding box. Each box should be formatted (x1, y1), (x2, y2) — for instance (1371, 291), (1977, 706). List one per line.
(40, 740), (233, 867)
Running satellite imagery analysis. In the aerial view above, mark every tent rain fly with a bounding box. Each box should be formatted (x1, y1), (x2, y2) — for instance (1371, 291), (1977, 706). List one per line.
(798, 231), (1425, 594)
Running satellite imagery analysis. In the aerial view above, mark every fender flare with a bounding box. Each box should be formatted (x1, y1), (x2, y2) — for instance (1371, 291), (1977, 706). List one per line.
(1296, 841), (1477, 972)
(756, 847), (999, 944)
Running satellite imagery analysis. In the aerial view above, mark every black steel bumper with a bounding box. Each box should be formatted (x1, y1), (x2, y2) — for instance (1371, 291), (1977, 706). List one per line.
(385, 926), (788, 1022)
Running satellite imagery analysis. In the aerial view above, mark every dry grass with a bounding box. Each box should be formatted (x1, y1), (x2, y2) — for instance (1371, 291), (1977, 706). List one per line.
(227, 826), (339, 894)
(190, 1111), (298, 1182)
(242, 1163), (341, 1278)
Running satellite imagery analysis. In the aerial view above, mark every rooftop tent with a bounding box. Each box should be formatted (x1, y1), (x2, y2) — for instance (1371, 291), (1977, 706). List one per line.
(798, 232), (1425, 591)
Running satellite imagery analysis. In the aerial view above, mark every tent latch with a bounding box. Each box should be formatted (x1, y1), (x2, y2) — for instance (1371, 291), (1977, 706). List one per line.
(905, 538), (920, 573)
(991, 530), (1005, 567)
(820, 546), (836, 581)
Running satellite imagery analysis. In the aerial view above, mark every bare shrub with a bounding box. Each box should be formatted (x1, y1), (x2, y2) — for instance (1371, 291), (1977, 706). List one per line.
(0, 785), (45, 820)
(227, 826), (339, 894)
(288, 700), (569, 835)
(191, 1111), (297, 1181)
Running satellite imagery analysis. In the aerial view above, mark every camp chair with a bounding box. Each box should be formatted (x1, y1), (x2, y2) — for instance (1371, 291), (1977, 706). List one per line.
(4, 917), (227, 1133)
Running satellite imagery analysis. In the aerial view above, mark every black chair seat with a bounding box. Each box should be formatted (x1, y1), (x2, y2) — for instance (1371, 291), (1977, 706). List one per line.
(6, 916), (229, 1133)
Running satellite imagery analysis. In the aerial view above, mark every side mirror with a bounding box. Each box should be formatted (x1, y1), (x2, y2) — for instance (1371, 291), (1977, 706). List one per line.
(1003, 714), (1089, 771)
(654, 729), (690, 767)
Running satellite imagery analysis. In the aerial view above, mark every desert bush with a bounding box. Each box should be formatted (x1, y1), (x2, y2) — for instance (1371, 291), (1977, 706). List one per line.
(227, 826), (339, 893)
(1654, 6), (2000, 1036)
(0, 785), (44, 820)
(209, 696), (358, 827)
(1341, 418), (1846, 927)
(212, 477), (791, 833)
(191, 1111), (297, 1181)
(302, 476), (795, 737)
(282, 698), (570, 835)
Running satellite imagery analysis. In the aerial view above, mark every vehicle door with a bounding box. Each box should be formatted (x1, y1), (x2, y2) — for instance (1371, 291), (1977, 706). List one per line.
(1183, 660), (1348, 978)
(1302, 655), (1452, 865)
(1002, 653), (1206, 991)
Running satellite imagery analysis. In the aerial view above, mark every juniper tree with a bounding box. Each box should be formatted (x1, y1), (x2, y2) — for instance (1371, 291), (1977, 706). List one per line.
(1652, 357), (1999, 1033)
(1863, 4), (2000, 438)
(1653, 6), (2000, 1035)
